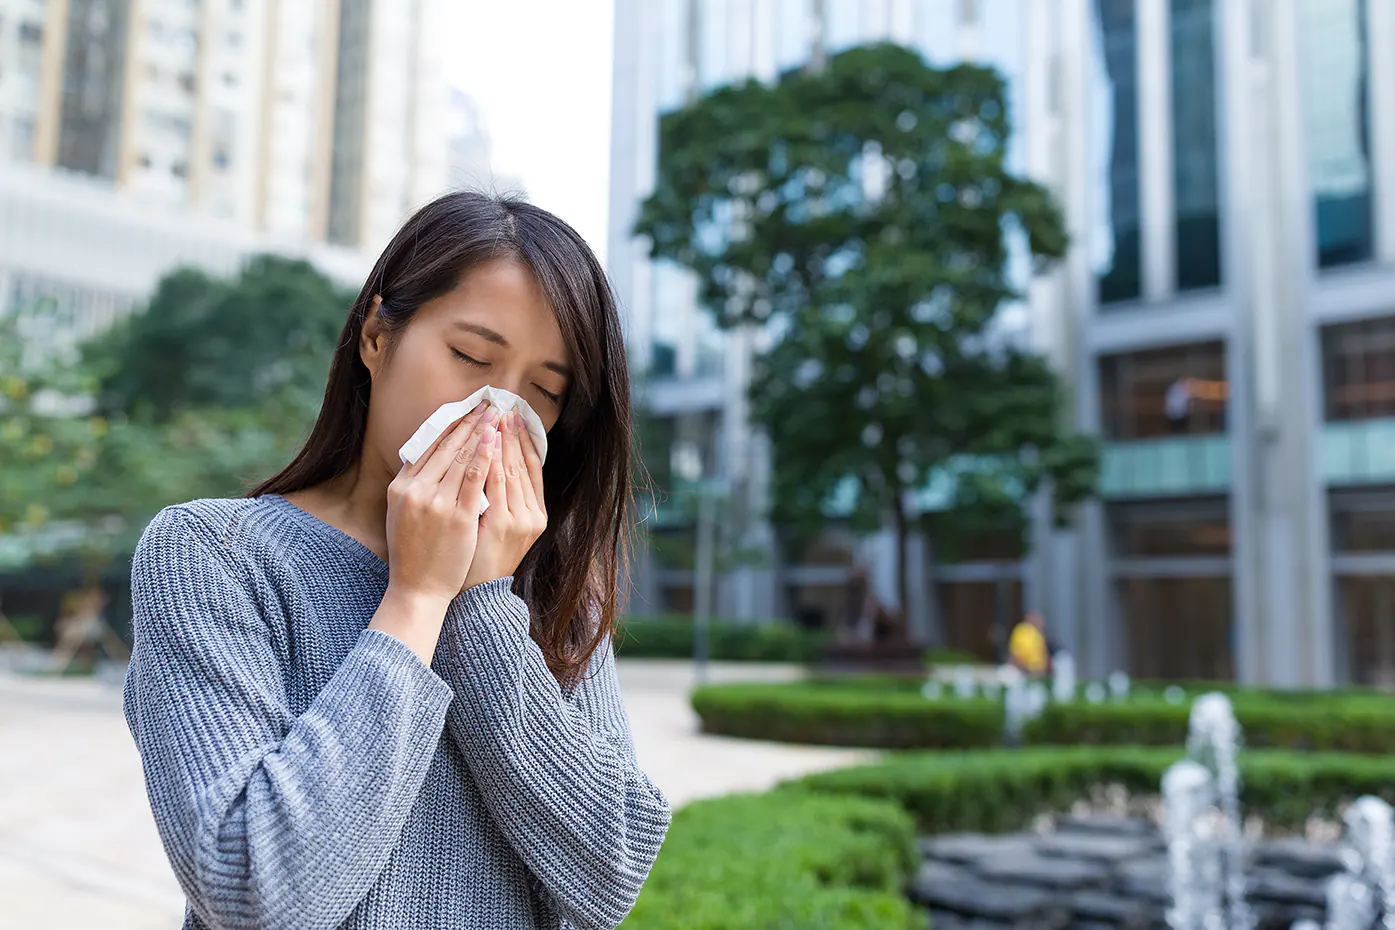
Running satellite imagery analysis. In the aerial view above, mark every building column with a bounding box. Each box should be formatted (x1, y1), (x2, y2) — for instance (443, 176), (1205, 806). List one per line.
(1136, 0), (1176, 302)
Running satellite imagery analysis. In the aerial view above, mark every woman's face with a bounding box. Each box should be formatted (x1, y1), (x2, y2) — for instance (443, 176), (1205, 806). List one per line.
(359, 258), (571, 476)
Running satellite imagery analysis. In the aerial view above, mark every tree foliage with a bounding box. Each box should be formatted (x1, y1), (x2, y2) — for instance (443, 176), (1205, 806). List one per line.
(1, 256), (352, 568)
(634, 44), (1099, 628)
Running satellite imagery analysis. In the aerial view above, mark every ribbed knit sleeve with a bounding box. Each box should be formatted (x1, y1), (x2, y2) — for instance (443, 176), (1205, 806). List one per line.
(432, 578), (672, 930)
(122, 506), (456, 930)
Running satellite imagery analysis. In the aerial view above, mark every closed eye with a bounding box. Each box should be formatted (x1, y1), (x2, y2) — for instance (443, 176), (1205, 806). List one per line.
(535, 386), (562, 405)
(451, 348), (488, 368)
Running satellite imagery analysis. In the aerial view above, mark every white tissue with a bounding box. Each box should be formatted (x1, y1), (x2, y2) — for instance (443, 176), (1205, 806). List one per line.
(398, 386), (548, 514)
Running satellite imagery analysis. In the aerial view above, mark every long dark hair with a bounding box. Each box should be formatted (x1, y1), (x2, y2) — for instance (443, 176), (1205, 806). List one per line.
(250, 191), (636, 689)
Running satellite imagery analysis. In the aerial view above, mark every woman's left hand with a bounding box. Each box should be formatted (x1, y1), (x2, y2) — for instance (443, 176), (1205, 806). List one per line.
(462, 410), (548, 590)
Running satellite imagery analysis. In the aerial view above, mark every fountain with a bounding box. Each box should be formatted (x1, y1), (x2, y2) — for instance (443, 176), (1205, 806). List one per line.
(952, 664), (977, 700)
(1162, 692), (1254, 930)
(1164, 759), (1226, 930)
(1052, 650), (1076, 704)
(1320, 795), (1395, 930)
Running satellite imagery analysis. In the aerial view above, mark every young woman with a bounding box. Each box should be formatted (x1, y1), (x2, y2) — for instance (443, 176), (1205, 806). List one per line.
(123, 192), (672, 929)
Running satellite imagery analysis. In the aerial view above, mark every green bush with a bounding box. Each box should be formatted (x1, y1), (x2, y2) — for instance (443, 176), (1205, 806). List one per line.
(789, 747), (1395, 836)
(615, 615), (829, 663)
(692, 683), (1003, 749)
(624, 790), (920, 929)
(692, 680), (1395, 753)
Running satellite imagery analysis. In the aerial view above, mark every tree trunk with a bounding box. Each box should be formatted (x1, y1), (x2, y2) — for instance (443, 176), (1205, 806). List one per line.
(892, 490), (911, 645)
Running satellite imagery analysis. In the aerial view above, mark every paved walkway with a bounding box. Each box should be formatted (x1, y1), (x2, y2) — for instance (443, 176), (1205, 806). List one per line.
(0, 652), (877, 929)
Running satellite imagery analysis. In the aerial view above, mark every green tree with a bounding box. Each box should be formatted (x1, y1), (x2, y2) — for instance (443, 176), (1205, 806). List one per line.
(1, 256), (352, 569)
(635, 44), (1098, 641)
(87, 254), (354, 421)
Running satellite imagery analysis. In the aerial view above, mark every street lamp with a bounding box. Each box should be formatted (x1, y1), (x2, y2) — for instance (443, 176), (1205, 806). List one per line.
(672, 441), (720, 684)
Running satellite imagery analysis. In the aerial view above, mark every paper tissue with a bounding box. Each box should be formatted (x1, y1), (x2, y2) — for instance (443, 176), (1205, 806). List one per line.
(398, 386), (548, 513)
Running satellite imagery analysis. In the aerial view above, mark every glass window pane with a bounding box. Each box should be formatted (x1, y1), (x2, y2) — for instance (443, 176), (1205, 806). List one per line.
(1091, 0), (1142, 304)
(915, 0), (959, 65)
(1099, 341), (1228, 439)
(1171, 0), (1222, 290)
(1299, 0), (1374, 268)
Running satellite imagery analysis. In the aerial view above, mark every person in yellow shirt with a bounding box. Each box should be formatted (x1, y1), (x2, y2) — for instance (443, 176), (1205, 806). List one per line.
(1008, 611), (1051, 677)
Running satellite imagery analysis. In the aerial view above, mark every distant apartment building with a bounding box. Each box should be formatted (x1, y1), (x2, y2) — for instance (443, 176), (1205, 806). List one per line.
(1, 0), (448, 249)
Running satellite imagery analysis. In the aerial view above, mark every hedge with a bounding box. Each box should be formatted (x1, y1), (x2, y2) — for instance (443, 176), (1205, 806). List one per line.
(691, 681), (1395, 753)
(627, 747), (1395, 927)
(623, 790), (920, 929)
(613, 616), (977, 666)
(789, 747), (1395, 835)
(615, 616), (829, 663)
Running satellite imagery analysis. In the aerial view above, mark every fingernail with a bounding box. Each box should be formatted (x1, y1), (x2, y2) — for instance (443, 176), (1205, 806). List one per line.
(509, 411), (521, 431)
(483, 406), (499, 424)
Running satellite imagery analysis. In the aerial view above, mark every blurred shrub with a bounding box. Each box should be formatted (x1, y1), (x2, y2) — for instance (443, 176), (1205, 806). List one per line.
(692, 683), (1004, 749)
(691, 681), (1395, 753)
(614, 615), (829, 663)
(628, 747), (1395, 926)
(789, 747), (1395, 835)
(624, 790), (920, 930)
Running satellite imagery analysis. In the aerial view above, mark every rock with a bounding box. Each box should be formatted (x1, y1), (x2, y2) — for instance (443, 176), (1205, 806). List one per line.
(1253, 837), (1345, 879)
(1033, 831), (1157, 863)
(920, 832), (1038, 865)
(1115, 856), (1171, 903)
(1054, 813), (1157, 838)
(907, 860), (971, 905)
(1246, 868), (1328, 908)
(976, 851), (1110, 890)
(1253, 901), (1324, 930)
(915, 876), (1062, 923)
(1068, 890), (1158, 928)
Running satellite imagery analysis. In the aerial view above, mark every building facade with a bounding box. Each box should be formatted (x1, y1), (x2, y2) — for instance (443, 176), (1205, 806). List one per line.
(1, 0), (447, 249)
(609, 0), (1395, 687)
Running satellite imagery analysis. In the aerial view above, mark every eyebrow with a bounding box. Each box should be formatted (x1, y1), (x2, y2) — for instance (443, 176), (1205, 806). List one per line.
(450, 321), (571, 378)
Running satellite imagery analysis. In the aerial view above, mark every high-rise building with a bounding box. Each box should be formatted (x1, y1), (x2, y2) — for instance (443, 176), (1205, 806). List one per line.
(610, 0), (1395, 689)
(1, 0), (447, 249)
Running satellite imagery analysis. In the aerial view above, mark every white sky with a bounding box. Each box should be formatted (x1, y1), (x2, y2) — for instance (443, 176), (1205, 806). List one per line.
(443, 1), (616, 264)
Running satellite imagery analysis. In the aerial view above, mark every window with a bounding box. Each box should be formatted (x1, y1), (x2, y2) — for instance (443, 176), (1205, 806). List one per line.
(171, 161), (188, 179)
(1099, 341), (1228, 439)
(1299, 0), (1373, 268)
(19, 20), (42, 44)
(1331, 492), (1395, 551)
(1171, 0), (1222, 290)
(213, 148), (231, 170)
(10, 116), (35, 160)
(179, 72), (196, 94)
(1109, 499), (1231, 557)
(1093, 0), (1142, 304)
(1322, 316), (1395, 421)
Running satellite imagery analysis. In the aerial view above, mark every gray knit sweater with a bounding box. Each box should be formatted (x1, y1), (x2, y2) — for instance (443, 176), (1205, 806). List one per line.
(122, 494), (671, 930)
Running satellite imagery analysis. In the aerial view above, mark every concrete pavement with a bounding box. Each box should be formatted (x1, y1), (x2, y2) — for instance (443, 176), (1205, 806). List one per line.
(0, 651), (878, 929)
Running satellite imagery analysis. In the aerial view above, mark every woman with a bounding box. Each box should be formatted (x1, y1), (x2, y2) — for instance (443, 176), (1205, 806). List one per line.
(123, 192), (672, 929)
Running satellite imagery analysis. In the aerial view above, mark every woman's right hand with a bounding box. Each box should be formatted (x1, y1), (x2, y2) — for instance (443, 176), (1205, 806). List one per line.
(383, 402), (499, 607)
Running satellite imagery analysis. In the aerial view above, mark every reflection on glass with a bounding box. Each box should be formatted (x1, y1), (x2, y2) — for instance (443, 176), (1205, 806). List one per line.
(650, 260), (687, 379)
(1299, 0), (1373, 268)
(773, 0), (811, 73)
(1171, 0), (1222, 290)
(1092, 0), (1142, 303)
(822, 0), (862, 52)
(1321, 316), (1395, 420)
(698, 0), (729, 91)
(1099, 341), (1228, 439)
(657, 0), (689, 110)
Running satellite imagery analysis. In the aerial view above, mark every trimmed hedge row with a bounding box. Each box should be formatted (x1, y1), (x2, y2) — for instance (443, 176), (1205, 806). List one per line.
(627, 747), (1395, 927)
(623, 790), (920, 929)
(613, 616), (978, 666)
(614, 616), (830, 663)
(691, 681), (1395, 752)
(789, 747), (1395, 835)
